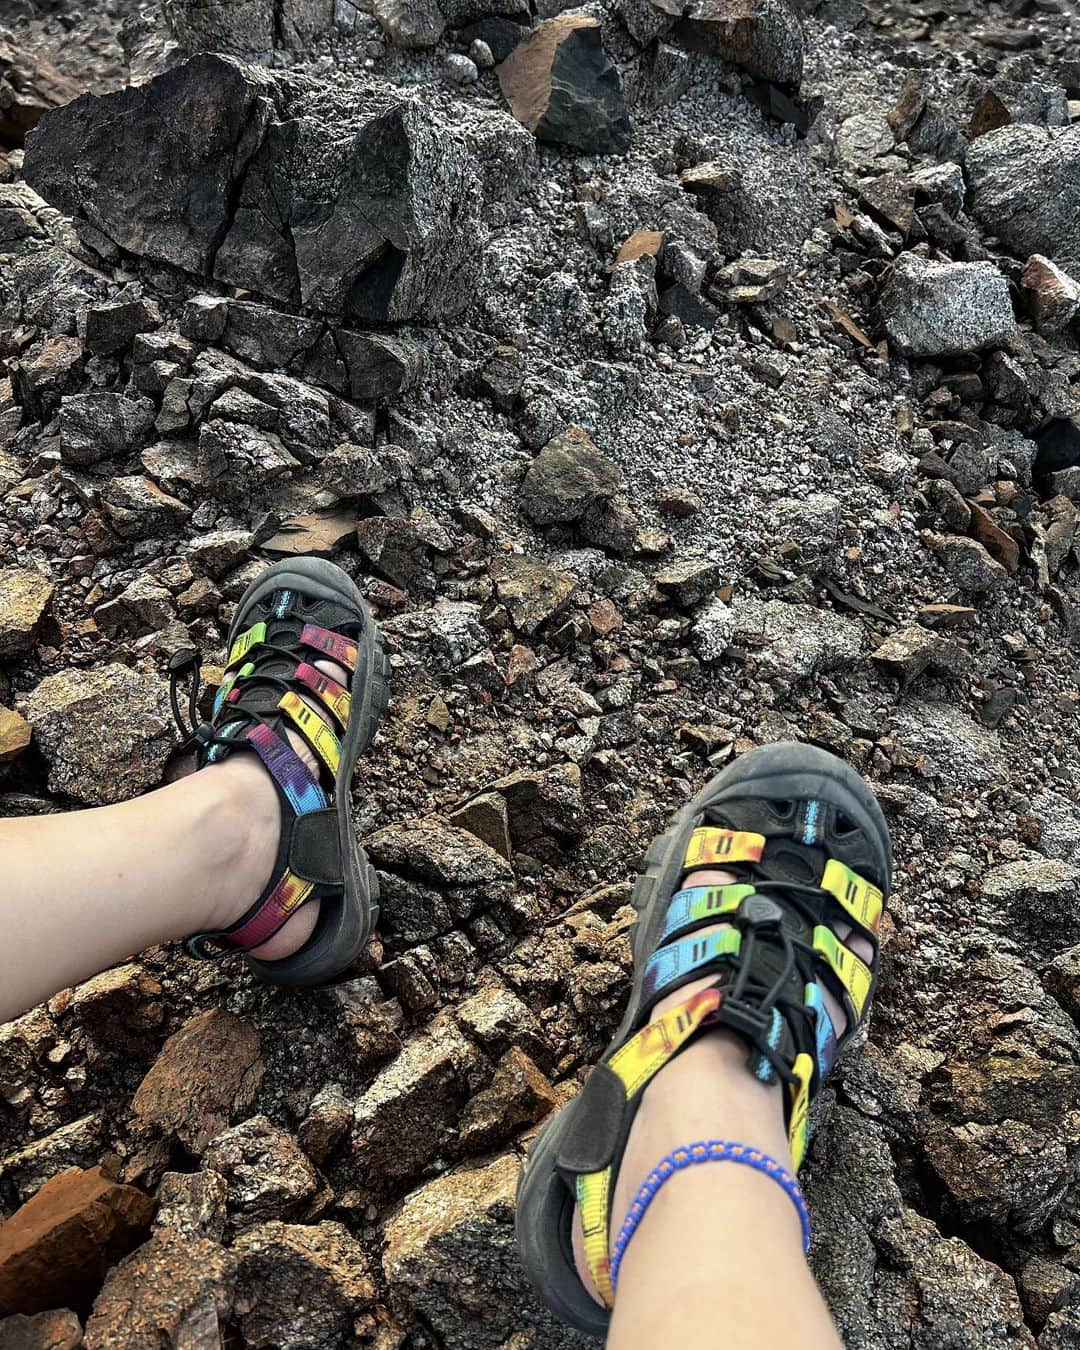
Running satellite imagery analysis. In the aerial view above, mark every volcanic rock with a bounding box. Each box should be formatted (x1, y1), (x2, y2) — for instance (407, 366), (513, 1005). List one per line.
(1019, 255), (1080, 335)
(0, 706), (31, 768)
(82, 1231), (236, 1349)
(366, 815), (512, 890)
(519, 425), (622, 525)
(458, 1047), (556, 1151)
(966, 125), (1080, 274)
(351, 1014), (479, 1191)
(371, 0), (446, 49)
(0, 1167), (153, 1317)
(926, 533), (1007, 592)
(0, 1309), (82, 1349)
(0, 41), (81, 148)
(197, 420), (299, 505)
(99, 475), (191, 540)
(152, 1171), (228, 1243)
(733, 597), (862, 676)
(448, 792), (512, 859)
(675, 0), (805, 87)
(879, 254), (1016, 357)
(18, 664), (173, 806)
(655, 557), (720, 607)
(981, 856), (1080, 950)
(131, 1009), (263, 1154)
(384, 1153), (574, 1348)
(356, 510), (452, 596)
(233, 1221), (375, 1347)
(497, 14), (631, 155)
(490, 553), (577, 634)
(201, 1117), (319, 1223)
(0, 570), (53, 659)
(80, 299), (162, 357)
(23, 54), (516, 323)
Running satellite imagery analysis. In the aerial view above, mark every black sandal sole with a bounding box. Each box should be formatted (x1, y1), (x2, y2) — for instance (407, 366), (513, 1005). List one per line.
(514, 742), (892, 1336)
(228, 558), (391, 990)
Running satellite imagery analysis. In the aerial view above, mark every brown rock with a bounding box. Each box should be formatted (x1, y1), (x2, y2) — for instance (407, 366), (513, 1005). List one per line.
(1, 1117), (107, 1205)
(83, 1231), (235, 1349)
(0, 1167), (154, 1317)
(152, 1172), (228, 1243)
(613, 228), (663, 266)
(0, 1308), (82, 1349)
(519, 424), (622, 526)
(233, 1220), (374, 1347)
(967, 501), (1020, 573)
(201, 1116), (318, 1223)
(351, 1014), (478, 1193)
(71, 964), (163, 1055)
(18, 664), (174, 806)
(491, 553), (577, 635)
(384, 1154), (558, 1347)
(131, 1009), (263, 1154)
(0, 571), (53, 659)
(0, 42), (81, 148)
(1020, 255), (1080, 335)
(454, 981), (549, 1064)
(488, 762), (584, 844)
(458, 1048), (557, 1152)
(261, 511), (357, 557)
(0, 707), (31, 768)
(448, 792), (513, 860)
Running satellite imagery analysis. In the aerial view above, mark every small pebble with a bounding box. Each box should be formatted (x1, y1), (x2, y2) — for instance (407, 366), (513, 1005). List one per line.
(445, 54), (479, 86)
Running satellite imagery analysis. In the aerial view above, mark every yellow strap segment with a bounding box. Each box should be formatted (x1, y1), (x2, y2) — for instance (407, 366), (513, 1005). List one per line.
(821, 859), (883, 937)
(227, 621), (266, 669)
(787, 1051), (815, 1170)
(683, 828), (766, 869)
(278, 690), (341, 776)
(577, 986), (723, 1307)
(813, 925), (872, 1019)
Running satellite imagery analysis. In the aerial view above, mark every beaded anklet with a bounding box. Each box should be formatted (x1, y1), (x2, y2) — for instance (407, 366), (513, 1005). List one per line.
(608, 1139), (812, 1292)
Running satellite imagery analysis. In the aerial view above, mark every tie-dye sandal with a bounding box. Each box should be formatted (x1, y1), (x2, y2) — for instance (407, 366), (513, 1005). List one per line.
(168, 557), (389, 988)
(515, 742), (892, 1335)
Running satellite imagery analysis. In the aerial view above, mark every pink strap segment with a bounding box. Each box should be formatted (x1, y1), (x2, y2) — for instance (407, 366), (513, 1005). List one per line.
(223, 867), (315, 950)
(301, 623), (358, 671)
(292, 661), (351, 727)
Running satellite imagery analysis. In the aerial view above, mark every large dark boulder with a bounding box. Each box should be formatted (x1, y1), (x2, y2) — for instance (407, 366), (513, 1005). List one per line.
(23, 54), (520, 323)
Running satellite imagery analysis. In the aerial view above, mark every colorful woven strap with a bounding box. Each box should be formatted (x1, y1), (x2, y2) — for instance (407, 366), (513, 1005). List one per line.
(608, 1140), (811, 1292)
(577, 986), (723, 1305)
(683, 827), (765, 868)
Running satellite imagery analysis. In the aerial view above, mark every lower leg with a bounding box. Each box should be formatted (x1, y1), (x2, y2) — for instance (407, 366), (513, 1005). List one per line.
(573, 865), (862, 1349)
(0, 657), (348, 1023)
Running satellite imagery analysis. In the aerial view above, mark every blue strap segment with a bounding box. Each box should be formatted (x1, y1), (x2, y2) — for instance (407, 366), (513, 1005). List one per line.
(804, 982), (838, 1081)
(641, 928), (741, 1008)
(658, 884), (755, 946)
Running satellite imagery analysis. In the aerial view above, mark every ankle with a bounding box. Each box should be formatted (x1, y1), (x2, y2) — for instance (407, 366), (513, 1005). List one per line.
(194, 755), (282, 933)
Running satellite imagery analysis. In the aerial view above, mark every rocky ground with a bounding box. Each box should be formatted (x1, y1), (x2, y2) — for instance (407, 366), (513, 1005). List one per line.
(1, 0), (1080, 1345)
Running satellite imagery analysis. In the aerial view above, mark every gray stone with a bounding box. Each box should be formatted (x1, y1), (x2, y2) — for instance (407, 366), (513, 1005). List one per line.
(371, 0), (445, 48)
(24, 54), (522, 324)
(732, 597), (863, 676)
(879, 254), (1016, 357)
(100, 475), (192, 540)
(59, 393), (156, 466)
(927, 533), (1007, 593)
(966, 124), (1080, 274)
